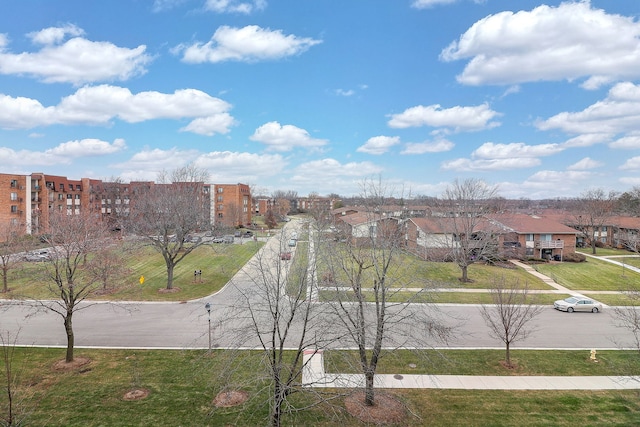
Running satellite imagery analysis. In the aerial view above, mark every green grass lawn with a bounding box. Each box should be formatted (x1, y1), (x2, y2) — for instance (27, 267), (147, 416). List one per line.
(533, 257), (640, 291)
(5, 240), (262, 302)
(5, 348), (640, 426)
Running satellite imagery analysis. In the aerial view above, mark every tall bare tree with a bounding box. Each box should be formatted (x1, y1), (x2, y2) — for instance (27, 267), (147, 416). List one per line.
(39, 210), (110, 363)
(321, 179), (452, 407)
(479, 277), (543, 368)
(0, 222), (23, 294)
(126, 164), (210, 290)
(228, 224), (334, 426)
(439, 178), (500, 282)
(574, 188), (618, 254)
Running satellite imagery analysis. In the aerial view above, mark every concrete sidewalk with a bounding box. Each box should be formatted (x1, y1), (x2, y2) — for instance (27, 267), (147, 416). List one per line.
(302, 350), (640, 390)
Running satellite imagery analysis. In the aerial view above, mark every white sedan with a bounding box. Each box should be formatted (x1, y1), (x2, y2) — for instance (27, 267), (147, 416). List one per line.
(553, 296), (603, 313)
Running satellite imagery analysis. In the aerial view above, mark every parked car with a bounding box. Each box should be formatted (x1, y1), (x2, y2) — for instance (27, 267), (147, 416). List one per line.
(553, 296), (603, 313)
(242, 230), (253, 237)
(223, 235), (234, 243)
(280, 251), (292, 260)
(288, 239), (296, 247)
(212, 237), (225, 243)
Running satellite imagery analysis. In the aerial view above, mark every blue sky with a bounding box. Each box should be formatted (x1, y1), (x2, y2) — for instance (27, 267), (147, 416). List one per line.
(1, 0), (639, 199)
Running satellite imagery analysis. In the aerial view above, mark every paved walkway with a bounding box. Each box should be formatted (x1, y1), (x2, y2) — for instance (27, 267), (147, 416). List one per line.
(302, 350), (640, 390)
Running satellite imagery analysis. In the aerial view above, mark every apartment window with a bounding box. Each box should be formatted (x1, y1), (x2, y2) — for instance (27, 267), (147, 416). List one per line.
(76, 185), (81, 191)
(10, 180), (17, 188)
(217, 213), (223, 218)
(217, 195), (223, 202)
(602, 226), (607, 232)
(60, 184), (64, 191)
(218, 204), (224, 211)
(218, 187), (223, 193)
(67, 194), (73, 199)
(75, 194), (80, 199)
(10, 205), (17, 213)
(525, 234), (534, 242)
(540, 234), (552, 241)
(10, 192), (17, 201)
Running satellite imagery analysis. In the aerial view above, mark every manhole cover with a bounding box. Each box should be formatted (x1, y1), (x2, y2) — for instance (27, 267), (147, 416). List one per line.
(394, 374), (404, 380)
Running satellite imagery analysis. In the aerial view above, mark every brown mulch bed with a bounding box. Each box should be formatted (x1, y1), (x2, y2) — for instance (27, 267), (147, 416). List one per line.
(52, 357), (91, 371)
(344, 391), (407, 425)
(213, 390), (249, 407)
(158, 287), (182, 294)
(123, 388), (150, 401)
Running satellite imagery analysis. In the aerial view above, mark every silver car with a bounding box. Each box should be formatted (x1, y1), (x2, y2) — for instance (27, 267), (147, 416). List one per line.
(553, 296), (603, 313)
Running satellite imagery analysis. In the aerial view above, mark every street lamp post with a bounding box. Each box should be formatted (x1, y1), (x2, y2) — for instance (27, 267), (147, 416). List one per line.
(205, 302), (211, 353)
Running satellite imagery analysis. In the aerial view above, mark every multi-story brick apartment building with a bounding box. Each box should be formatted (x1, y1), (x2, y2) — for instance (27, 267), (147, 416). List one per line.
(212, 183), (252, 228)
(0, 172), (251, 238)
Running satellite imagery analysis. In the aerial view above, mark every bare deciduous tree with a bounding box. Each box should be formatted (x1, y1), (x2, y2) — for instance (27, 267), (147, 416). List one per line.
(0, 223), (23, 294)
(39, 211), (111, 363)
(228, 224), (334, 427)
(439, 178), (500, 282)
(321, 179), (452, 407)
(574, 188), (618, 254)
(126, 164), (210, 290)
(479, 277), (544, 368)
(0, 330), (29, 427)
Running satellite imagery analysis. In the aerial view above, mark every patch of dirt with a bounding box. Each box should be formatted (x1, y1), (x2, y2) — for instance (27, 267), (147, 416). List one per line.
(52, 357), (91, 371)
(213, 390), (249, 408)
(123, 388), (150, 401)
(158, 287), (182, 294)
(344, 391), (407, 425)
(499, 360), (518, 370)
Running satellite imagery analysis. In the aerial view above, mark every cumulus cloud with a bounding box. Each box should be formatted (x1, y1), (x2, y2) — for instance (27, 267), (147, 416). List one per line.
(195, 150), (286, 180)
(387, 103), (500, 132)
(472, 142), (563, 159)
(609, 134), (640, 149)
(250, 121), (327, 152)
(401, 138), (454, 155)
(204, 0), (266, 14)
(411, 0), (457, 8)
(289, 158), (384, 195)
(0, 85), (235, 135)
(175, 25), (321, 63)
(0, 138), (126, 166)
(620, 156), (640, 171)
(357, 136), (400, 155)
(0, 26), (151, 84)
(441, 157), (541, 172)
(538, 82), (640, 136)
(567, 157), (603, 170)
(441, 2), (640, 88)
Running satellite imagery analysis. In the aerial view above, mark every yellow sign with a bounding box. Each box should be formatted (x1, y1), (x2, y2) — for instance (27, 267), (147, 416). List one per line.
(139, 275), (145, 285)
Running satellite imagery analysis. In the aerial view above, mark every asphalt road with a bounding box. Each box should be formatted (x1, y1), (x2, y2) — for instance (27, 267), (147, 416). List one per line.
(0, 221), (636, 351)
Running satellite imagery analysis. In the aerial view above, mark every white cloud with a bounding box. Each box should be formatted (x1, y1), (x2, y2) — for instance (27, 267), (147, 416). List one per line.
(204, 0), (266, 14)
(250, 121), (327, 152)
(609, 134), (640, 149)
(411, 0), (457, 8)
(0, 85), (235, 135)
(195, 150), (286, 181)
(538, 82), (640, 136)
(0, 26), (151, 84)
(387, 103), (500, 132)
(441, 157), (541, 172)
(441, 2), (640, 88)
(357, 136), (400, 155)
(27, 24), (84, 45)
(335, 89), (355, 97)
(176, 25), (321, 63)
(620, 156), (640, 171)
(289, 158), (384, 195)
(472, 142), (563, 159)
(561, 133), (613, 148)
(0, 138), (126, 167)
(47, 138), (127, 157)
(400, 138), (454, 155)
(567, 157), (603, 171)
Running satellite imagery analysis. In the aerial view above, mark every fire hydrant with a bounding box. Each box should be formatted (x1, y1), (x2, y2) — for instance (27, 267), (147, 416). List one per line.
(590, 349), (597, 362)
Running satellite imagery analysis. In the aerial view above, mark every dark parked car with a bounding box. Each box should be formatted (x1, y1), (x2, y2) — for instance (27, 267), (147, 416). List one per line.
(280, 252), (292, 260)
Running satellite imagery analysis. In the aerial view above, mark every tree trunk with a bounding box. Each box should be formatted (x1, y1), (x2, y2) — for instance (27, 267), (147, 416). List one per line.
(166, 263), (174, 290)
(364, 370), (375, 406)
(271, 376), (282, 427)
(64, 313), (74, 363)
(461, 265), (469, 283)
(2, 267), (7, 293)
(505, 341), (511, 368)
